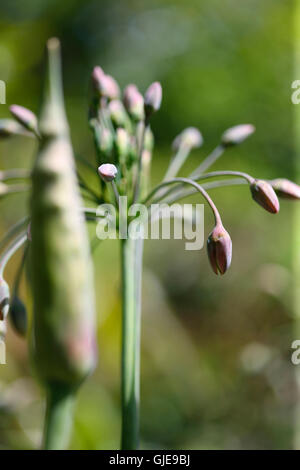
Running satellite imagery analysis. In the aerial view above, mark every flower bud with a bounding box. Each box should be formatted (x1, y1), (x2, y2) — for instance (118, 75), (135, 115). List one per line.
(172, 127), (203, 151)
(98, 163), (118, 182)
(144, 81), (162, 118)
(250, 179), (280, 214)
(109, 100), (130, 128)
(91, 66), (105, 92)
(115, 128), (130, 160)
(221, 124), (255, 147)
(0, 119), (26, 138)
(10, 105), (38, 134)
(0, 278), (10, 321)
(10, 295), (27, 336)
(91, 67), (120, 100)
(99, 128), (114, 154)
(123, 84), (144, 121)
(207, 223), (232, 275)
(270, 178), (300, 200)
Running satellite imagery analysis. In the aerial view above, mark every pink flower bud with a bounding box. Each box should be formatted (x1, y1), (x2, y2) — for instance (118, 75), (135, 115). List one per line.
(144, 81), (162, 118)
(98, 163), (118, 182)
(91, 66), (105, 92)
(221, 124), (255, 147)
(250, 179), (280, 214)
(123, 84), (144, 121)
(172, 127), (203, 151)
(207, 223), (232, 275)
(10, 104), (38, 134)
(270, 178), (300, 200)
(91, 67), (120, 100)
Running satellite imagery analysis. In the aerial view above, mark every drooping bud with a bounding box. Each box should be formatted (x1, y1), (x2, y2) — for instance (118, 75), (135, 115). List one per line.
(10, 105), (38, 135)
(250, 179), (280, 214)
(98, 163), (118, 182)
(108, 100), (130, 128)
(0, 119), (28, 138)
(270, 178), (300, 200)
(207, 223), (232, 275)
(0, 278), (10, 321)
(221, 124), (255, 147)
(144, 81), (162, 118)
(10, 295), (27, 336)
(172, 127), (203, 151)
(91, 67), (120, 100)
(123, 84), (144, 121)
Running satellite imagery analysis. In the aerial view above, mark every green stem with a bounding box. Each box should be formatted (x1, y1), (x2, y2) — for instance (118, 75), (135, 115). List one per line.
(190, 144), (225, 176)
(121, 235), (144, 450)
(43, 384), (75, 450)
(163, 146), (190, 181)
(150, 170), (253, 204)
(133, 121), (148, 203)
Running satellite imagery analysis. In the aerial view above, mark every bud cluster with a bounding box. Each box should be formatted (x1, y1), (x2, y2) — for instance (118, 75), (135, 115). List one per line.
(89, 66), (162, 203)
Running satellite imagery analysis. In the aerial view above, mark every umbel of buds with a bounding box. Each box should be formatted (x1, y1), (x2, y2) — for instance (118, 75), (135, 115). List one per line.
(221, 124), (255, 147)
(144, 81), (162, 118)
(250, 179), (280, 214)
(270, 178), (300, 200)
(98, 163), (118, 182)
(207, 223), (232, 275)
(10, 104), (38, 135)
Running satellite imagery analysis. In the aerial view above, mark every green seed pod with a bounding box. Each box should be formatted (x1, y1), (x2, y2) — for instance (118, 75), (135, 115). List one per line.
(30, 38), (97, 390)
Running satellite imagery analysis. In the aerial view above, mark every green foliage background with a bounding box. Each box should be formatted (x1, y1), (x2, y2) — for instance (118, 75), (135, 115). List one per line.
(0, 0), (295, 449)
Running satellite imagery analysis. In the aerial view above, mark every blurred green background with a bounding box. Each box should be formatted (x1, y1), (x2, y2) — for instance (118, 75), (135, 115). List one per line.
(0, 0), (296, 449)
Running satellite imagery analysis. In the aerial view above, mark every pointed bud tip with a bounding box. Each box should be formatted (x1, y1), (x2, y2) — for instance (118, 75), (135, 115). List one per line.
(98, 163), (118, 182)
(250, 179), (280, 214)
(207, 223), (232, 275)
